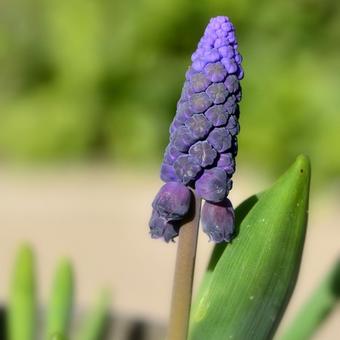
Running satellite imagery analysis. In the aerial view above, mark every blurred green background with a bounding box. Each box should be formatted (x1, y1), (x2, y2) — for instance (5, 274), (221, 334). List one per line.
(1, 0), (340, 184)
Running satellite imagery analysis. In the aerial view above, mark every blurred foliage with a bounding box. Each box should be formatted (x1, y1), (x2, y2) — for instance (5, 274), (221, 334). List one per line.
(1, 0), (340, 183)
(6, 244), (109, 340)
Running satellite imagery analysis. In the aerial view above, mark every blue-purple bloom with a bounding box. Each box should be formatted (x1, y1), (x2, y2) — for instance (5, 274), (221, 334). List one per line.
(149, 16), (243, 243)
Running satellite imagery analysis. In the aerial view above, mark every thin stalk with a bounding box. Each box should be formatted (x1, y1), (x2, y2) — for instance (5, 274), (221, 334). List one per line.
(167, 192), (201, 340)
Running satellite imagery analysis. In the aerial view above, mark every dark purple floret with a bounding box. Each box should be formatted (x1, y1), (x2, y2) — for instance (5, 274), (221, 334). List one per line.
(226, 115), (240, 136)
(164, 145), (184, 165)
(185, 114), (212, 140)
(217, 153), (235, 175)
(207, 127), (232, 152)
(189, 92), (212, 113)
(206, 83), (229, 104)
(195, 168), (227, 202)
(152, 182), (191, 220)
(171, 126), (197, 152)
(224, 95), (237, 114)
(189, 141), (217, 167)
(176, 101), (193, 123)
(160, 163), (180, 183)
(201, 199), (235, 243)
(205, 105), (228, 127)
(224, 75), (240, 93)
(190, 73), (212, 93)
(174, 155), (202, 184)
(149, 210), (179, 242)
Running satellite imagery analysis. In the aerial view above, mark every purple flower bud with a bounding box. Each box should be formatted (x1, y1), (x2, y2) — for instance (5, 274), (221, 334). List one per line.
(176, 101), (193, 123)
(226, 115), (240, 136)
(164, 144), (184, 165)
(185, 114), (212, 140)
(224, 75), (240, 93)
(206, 83), (229, 104)
(189, 141), (217, 167)
(151, 16), (243, 242)
(190, 73), (212, 92)
(201, 199), (235, 243)
(195, 168), (227, 202)
(149, 210), (179, 242)
(160, 163), (180, 183)
(205, 105), (228, 127)
(207, 127), (232, 152)
(204, 62), (227, 82)
(189, 92), (212, 113)
(171, 126), (197, 152)
(174, 154), (202, 184)
(152, 182), (191, 220)
(217, 153), (235, 175)
(224, 95), (237, 114)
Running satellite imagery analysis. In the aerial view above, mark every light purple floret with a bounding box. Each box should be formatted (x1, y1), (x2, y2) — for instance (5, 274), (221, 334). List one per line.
(201, 199), (235, 243)
(195, 168), (227, 202)
(189, 141), (217, 167)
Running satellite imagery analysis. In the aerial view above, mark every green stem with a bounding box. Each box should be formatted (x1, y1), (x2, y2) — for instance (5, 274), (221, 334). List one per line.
(167, 192), (201, 340)
(280, 258), (340, 340)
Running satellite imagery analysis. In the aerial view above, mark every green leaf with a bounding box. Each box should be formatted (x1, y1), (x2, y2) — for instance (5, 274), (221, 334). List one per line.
(280, 259), (340, 340)
(8, 244), (36, 340)
(189, 155), (311, 340)
(76, 290), (110, 340)
(46, 258), (74, 339)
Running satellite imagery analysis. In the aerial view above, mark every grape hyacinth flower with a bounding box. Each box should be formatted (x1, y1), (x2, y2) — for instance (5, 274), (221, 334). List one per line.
(149, 16), (243, 243)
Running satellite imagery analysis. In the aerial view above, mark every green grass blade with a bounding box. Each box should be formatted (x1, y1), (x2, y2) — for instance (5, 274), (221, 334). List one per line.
(7, 244), (36, 340)
(76, 290), (110, 340)
(280, 259), (340, 340)
(45, 258), (74, 339)
(189, 155), (311, 340)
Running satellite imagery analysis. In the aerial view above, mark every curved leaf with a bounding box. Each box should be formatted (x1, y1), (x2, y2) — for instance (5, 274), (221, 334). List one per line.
(189, 155), (311, 340)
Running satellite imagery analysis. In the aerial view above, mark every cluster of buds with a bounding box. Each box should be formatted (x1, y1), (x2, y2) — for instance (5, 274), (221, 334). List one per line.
(149, 16), (243, 243)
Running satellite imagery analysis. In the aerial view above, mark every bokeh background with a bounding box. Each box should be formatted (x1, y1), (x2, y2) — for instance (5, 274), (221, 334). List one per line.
(0, 0), (339, 338)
